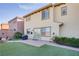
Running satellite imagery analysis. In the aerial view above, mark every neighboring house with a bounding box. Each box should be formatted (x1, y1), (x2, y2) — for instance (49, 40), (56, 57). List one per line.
(0, 24), (11, 39)
(8, 16), (24, 37)
(23, 3), (79, 41)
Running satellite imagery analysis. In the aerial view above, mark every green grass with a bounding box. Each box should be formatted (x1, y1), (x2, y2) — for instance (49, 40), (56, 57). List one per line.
(0, 42), (79, 56)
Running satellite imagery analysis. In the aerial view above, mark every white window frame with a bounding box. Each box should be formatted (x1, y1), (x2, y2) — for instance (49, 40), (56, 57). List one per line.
(61, 6), (67, 16)
(42, 9), (49, 20)
(41, 27), (51, 37)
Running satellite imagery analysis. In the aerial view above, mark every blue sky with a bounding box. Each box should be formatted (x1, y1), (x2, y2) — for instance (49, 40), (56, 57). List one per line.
(0, 3), (47, 23)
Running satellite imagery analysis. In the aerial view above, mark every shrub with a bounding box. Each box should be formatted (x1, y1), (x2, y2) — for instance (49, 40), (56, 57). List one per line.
(13, 32), (22, 39)
(54, 36), (79, 48)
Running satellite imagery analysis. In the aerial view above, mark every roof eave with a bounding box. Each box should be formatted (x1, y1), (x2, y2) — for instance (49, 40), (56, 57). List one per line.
(23, 3), (65, 18)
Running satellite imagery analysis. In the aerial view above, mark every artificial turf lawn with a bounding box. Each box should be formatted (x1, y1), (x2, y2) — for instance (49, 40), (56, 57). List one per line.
(0, 42), (79, 56)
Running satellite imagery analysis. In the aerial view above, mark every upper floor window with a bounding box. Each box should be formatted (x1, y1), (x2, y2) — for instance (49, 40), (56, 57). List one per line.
(42, 9), (49, 20)
(61, 6), (67, 16)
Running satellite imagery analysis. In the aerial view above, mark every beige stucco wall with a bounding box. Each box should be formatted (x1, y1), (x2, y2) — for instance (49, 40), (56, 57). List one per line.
(24, 7), (60, 41)
(24, 3), (79, 41)
(25, 7), (53, 28)
(55, 3), (79, 38)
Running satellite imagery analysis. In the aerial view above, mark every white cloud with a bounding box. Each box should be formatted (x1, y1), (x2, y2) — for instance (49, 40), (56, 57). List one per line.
(18, 4), (37, 10)
(18, 3), (48, 11)
(18, 5), (32, 10)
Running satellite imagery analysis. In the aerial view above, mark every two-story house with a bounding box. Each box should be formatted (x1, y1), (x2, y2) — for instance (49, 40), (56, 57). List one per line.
(8, 16), (24, 38)
(23, 3), (79, 41)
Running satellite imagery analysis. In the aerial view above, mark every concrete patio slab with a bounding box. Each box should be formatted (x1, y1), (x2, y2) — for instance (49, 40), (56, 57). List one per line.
(21, 40), (45, 47)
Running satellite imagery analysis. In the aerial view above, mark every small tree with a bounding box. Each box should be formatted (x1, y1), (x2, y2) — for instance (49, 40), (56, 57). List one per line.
(13, 32), (22, 39)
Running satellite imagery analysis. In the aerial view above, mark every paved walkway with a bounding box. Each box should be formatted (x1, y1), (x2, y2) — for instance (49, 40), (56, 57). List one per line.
(46, 42), (79, 52)
(8, 39), (79, 52)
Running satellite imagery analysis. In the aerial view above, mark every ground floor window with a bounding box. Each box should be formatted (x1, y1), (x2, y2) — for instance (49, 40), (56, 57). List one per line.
(33, 27), (51, 37)
(41, 27), (51, 37)
(34, 29), (41, 35)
